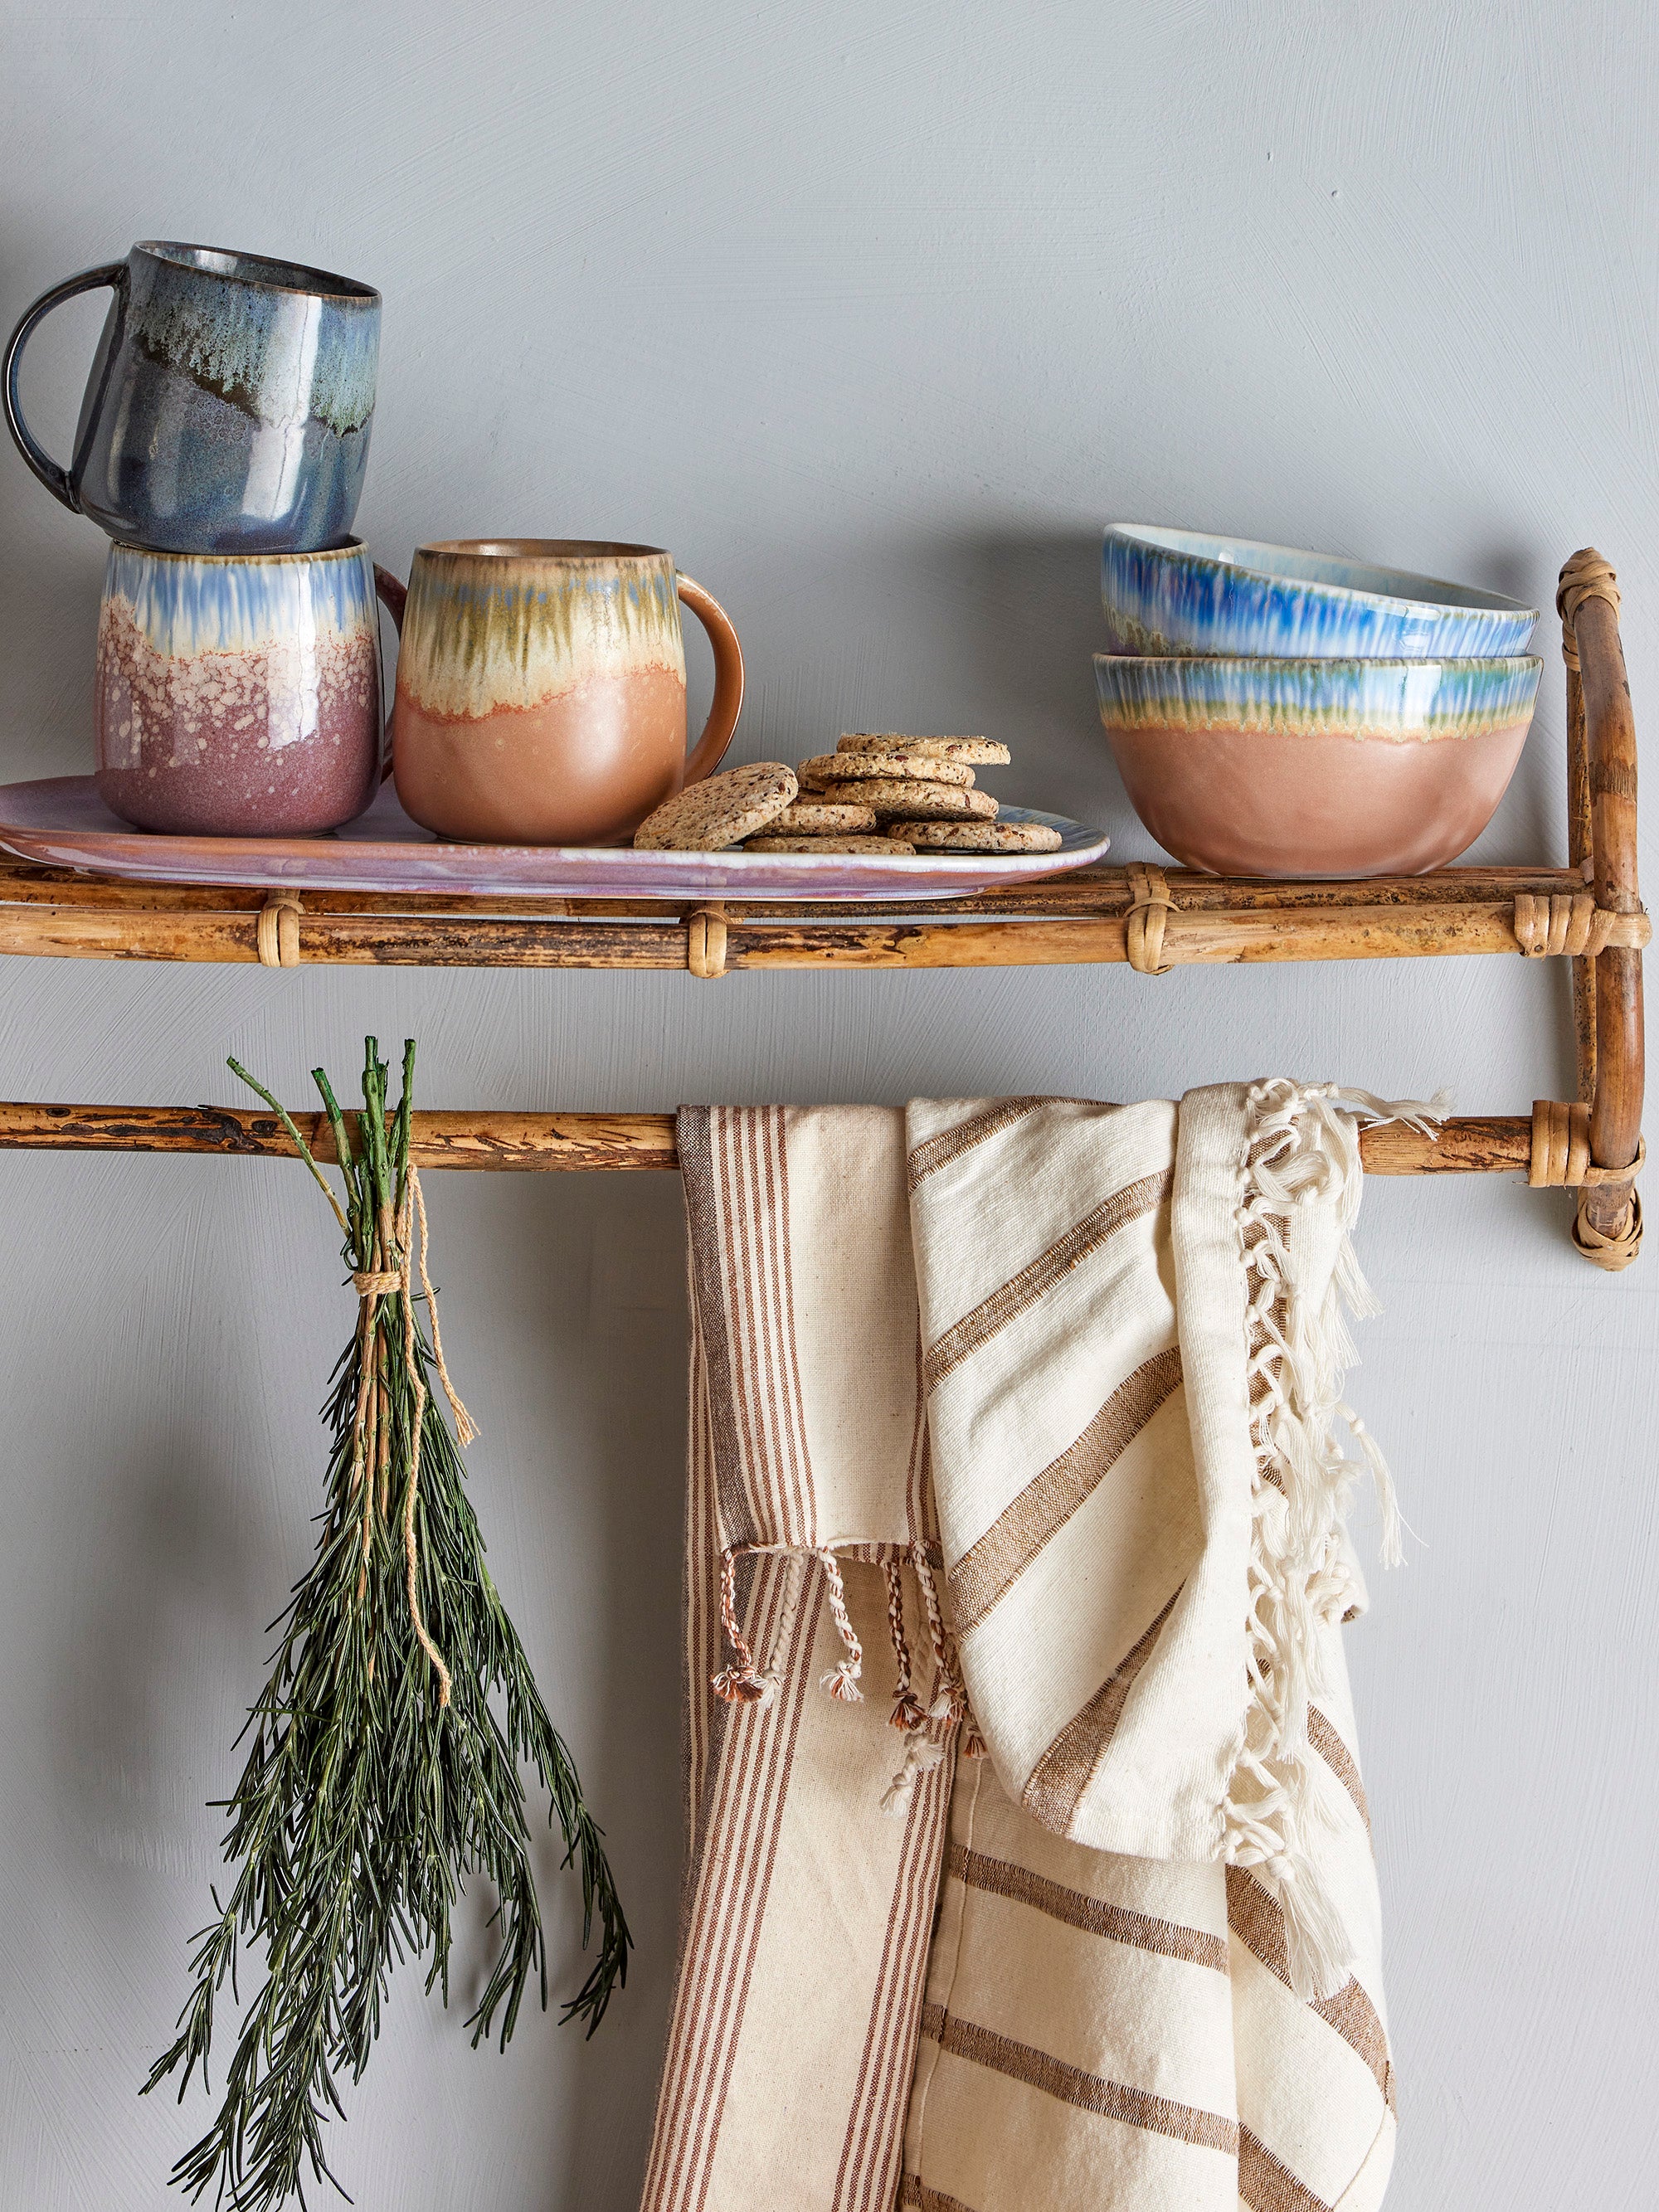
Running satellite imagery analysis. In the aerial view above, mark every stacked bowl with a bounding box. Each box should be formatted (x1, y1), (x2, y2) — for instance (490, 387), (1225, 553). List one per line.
(1092, 525), (1542, 877)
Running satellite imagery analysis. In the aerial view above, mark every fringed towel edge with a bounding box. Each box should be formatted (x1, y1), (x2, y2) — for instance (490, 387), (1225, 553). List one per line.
(1221, 1078), (1443, 2000)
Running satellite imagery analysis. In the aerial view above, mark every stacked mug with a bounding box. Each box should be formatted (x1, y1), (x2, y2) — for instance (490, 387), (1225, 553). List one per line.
(4, 242), (746, 843)
(1092, 526), (1544, 878)
(5, 241), (389, 834)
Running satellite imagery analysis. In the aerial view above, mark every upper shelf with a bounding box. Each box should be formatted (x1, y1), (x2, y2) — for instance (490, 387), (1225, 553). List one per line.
(0, 853), (1621, 975)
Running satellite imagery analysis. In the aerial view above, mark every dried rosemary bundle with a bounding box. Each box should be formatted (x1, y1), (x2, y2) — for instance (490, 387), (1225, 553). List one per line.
(144, 1038), (629, 2211)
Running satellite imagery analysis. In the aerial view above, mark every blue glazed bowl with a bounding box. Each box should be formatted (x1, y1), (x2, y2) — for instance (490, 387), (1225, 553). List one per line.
(1102, 525), (1538, 660)
(1093, 652), (1542, 877)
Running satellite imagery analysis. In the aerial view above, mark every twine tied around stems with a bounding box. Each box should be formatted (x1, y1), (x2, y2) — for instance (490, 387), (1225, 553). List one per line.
(349, 1162), (477, 1706)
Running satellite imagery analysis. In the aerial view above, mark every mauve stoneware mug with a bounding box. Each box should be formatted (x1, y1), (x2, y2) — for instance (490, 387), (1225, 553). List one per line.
(382, 540), (745, 845)
(95, 541), (395, 834)
(4, 241), (379, 554)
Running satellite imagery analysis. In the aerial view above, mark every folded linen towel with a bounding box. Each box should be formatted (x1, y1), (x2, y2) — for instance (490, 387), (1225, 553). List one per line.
(640, 1087), (1404, 2212)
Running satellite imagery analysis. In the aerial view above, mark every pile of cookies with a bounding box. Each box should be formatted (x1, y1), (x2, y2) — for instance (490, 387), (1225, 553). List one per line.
(634, 735), (1063, 854)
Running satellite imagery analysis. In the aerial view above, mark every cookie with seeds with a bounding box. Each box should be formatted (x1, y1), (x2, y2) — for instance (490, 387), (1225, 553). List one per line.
(633, 761), (797, 849)
(893, 819), (1063, 853)
(743, 834), (916, 854)
(837, 734), (1011, 766)
(798, 751), (974, 788)
(768, 799), (878, 834)
(853, 780), (999, 820)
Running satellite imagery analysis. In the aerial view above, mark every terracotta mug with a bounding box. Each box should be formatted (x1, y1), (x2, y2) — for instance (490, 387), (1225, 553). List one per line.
(381, 540), (744, 844)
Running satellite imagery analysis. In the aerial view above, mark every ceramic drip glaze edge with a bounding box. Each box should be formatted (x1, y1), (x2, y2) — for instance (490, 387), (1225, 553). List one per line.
(103, 541), (377, 655)
(1093, 655), (1545, 742)
(129, 252), (379, 437)
(397, 557), (685, 722)
(1101, 528), (1540, 660)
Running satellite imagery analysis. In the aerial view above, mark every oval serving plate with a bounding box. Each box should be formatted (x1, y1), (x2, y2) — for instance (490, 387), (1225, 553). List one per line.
(0, 777), (1107, 902)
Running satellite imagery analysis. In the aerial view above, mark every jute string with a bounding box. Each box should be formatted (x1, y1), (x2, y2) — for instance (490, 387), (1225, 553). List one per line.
(348, 1163), (476, 1705)
(1125, 862), (1175, 975)
(1556, 548), (1621, 673)
(1512, 888), (1651, 959)
(1572, 1191), (1644, 1271)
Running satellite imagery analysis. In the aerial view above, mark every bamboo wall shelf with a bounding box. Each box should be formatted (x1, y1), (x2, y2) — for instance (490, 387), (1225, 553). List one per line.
(0, 853), (1619, 975)
(0, 550), (1642, 1265)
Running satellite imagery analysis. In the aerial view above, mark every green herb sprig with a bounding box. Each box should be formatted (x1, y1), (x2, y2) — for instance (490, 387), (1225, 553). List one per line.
(144, 1038), (629, 2210)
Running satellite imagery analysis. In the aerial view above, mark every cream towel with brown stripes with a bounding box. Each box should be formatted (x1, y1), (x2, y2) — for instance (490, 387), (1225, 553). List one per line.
(640, 1087), (1404, 2212)
(906, 1084), (1398, 1996)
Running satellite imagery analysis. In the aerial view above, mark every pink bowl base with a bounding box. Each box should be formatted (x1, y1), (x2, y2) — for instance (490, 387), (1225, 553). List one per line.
(1106, 718), (1532, 878)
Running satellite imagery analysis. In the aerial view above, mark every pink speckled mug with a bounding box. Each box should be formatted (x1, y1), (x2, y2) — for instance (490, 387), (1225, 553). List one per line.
(94, 538), (396, 835)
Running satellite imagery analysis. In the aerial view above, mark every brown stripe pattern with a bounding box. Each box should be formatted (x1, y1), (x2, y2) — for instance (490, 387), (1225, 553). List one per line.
(898, 2177), (980, 2212)
(1307, 1704), (1371, 1831)
(677, 1105), (752, 1542)
(905, 1097), (1070, 1190)
(1225, 1867), (1394, 2105)
(713, 1104), (818, 1543)
(922, 1169), (1171, 1392)
(918, 2003), (1239, 2156)
(948, 1344), (1184, 1635)
(641, 1558), (823, 2212)
(1238, 2125), (1334, 2212)
(1021, 1587), (1181, 1831)
(946, 1842), (1228, 1971)
(831, 1743), (956, 2210)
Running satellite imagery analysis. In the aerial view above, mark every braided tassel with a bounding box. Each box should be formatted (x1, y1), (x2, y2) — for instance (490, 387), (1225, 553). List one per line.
(711, 1547), (774, 1705)
(883, 1560), (928, 1731)
(818, 1551), (864, 1702)
(912, 1542), (986, 1752)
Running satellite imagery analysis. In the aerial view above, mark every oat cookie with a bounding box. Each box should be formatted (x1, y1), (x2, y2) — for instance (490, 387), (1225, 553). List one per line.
(893, 819), (1063, 853)
(798, 751), (974, 788)
(633, 761), (797, 849)
(851, 780), (999, 820)
(769, 799), (878, 833)
(837, 734), (1011, 766)
(743, 834), (916, 854)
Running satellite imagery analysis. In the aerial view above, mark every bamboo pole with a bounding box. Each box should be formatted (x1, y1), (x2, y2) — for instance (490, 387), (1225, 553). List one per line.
(0, 1101), (1530, 1177)
(1564, 646), (1598, 1101)
(0, 872), (1587, 971)
(1569, 574), (1645, 1248)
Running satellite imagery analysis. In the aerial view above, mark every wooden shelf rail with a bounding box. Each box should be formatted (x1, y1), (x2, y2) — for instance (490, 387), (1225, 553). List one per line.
(0, 549), (1640, 1264)
(0, 856), (1632, 973)
(0, 1100), (1545, 1177)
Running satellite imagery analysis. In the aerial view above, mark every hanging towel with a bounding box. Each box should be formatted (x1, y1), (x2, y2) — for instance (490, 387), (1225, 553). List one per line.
(641, 1087), (1404, 2212)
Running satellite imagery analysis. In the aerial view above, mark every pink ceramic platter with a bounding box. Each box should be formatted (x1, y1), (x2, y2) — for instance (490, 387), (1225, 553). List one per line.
(0, 778), (1108, 903)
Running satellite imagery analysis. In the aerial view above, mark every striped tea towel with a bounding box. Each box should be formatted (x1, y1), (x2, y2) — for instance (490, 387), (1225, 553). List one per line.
(641, 1086), (1406, 2212)
(906, 1082), (1400, 1998)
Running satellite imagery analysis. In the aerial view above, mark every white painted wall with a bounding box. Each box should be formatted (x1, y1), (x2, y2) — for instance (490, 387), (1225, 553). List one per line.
(1, 3), (1654, 2205)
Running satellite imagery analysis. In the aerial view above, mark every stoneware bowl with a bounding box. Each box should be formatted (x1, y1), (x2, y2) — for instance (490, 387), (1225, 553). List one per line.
(1101, 525), (1538, 660)
(4, 241), (379, 553)
(95, 540), (392, 834)
(1093, 653), (1543, 878)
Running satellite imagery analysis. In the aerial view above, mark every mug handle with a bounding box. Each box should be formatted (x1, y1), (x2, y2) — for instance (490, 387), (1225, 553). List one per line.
(677, 574), (745, 784)
(3, 260), (129, 510)
(372, 566), (407, 781)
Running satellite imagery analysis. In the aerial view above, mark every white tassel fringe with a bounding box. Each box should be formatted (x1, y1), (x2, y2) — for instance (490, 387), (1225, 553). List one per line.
(1221, 1079), (1441, 1998)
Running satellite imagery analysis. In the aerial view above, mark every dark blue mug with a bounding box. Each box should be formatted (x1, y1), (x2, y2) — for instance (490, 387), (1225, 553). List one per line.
(2, 241), (379, 555)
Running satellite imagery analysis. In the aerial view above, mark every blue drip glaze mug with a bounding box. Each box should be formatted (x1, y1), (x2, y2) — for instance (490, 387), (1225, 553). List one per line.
(3, 241), (379, 555)
(95, 540), (397, 835)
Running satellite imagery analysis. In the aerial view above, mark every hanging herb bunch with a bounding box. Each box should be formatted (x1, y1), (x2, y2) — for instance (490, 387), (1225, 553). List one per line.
(144, 1038), (630, 2211)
